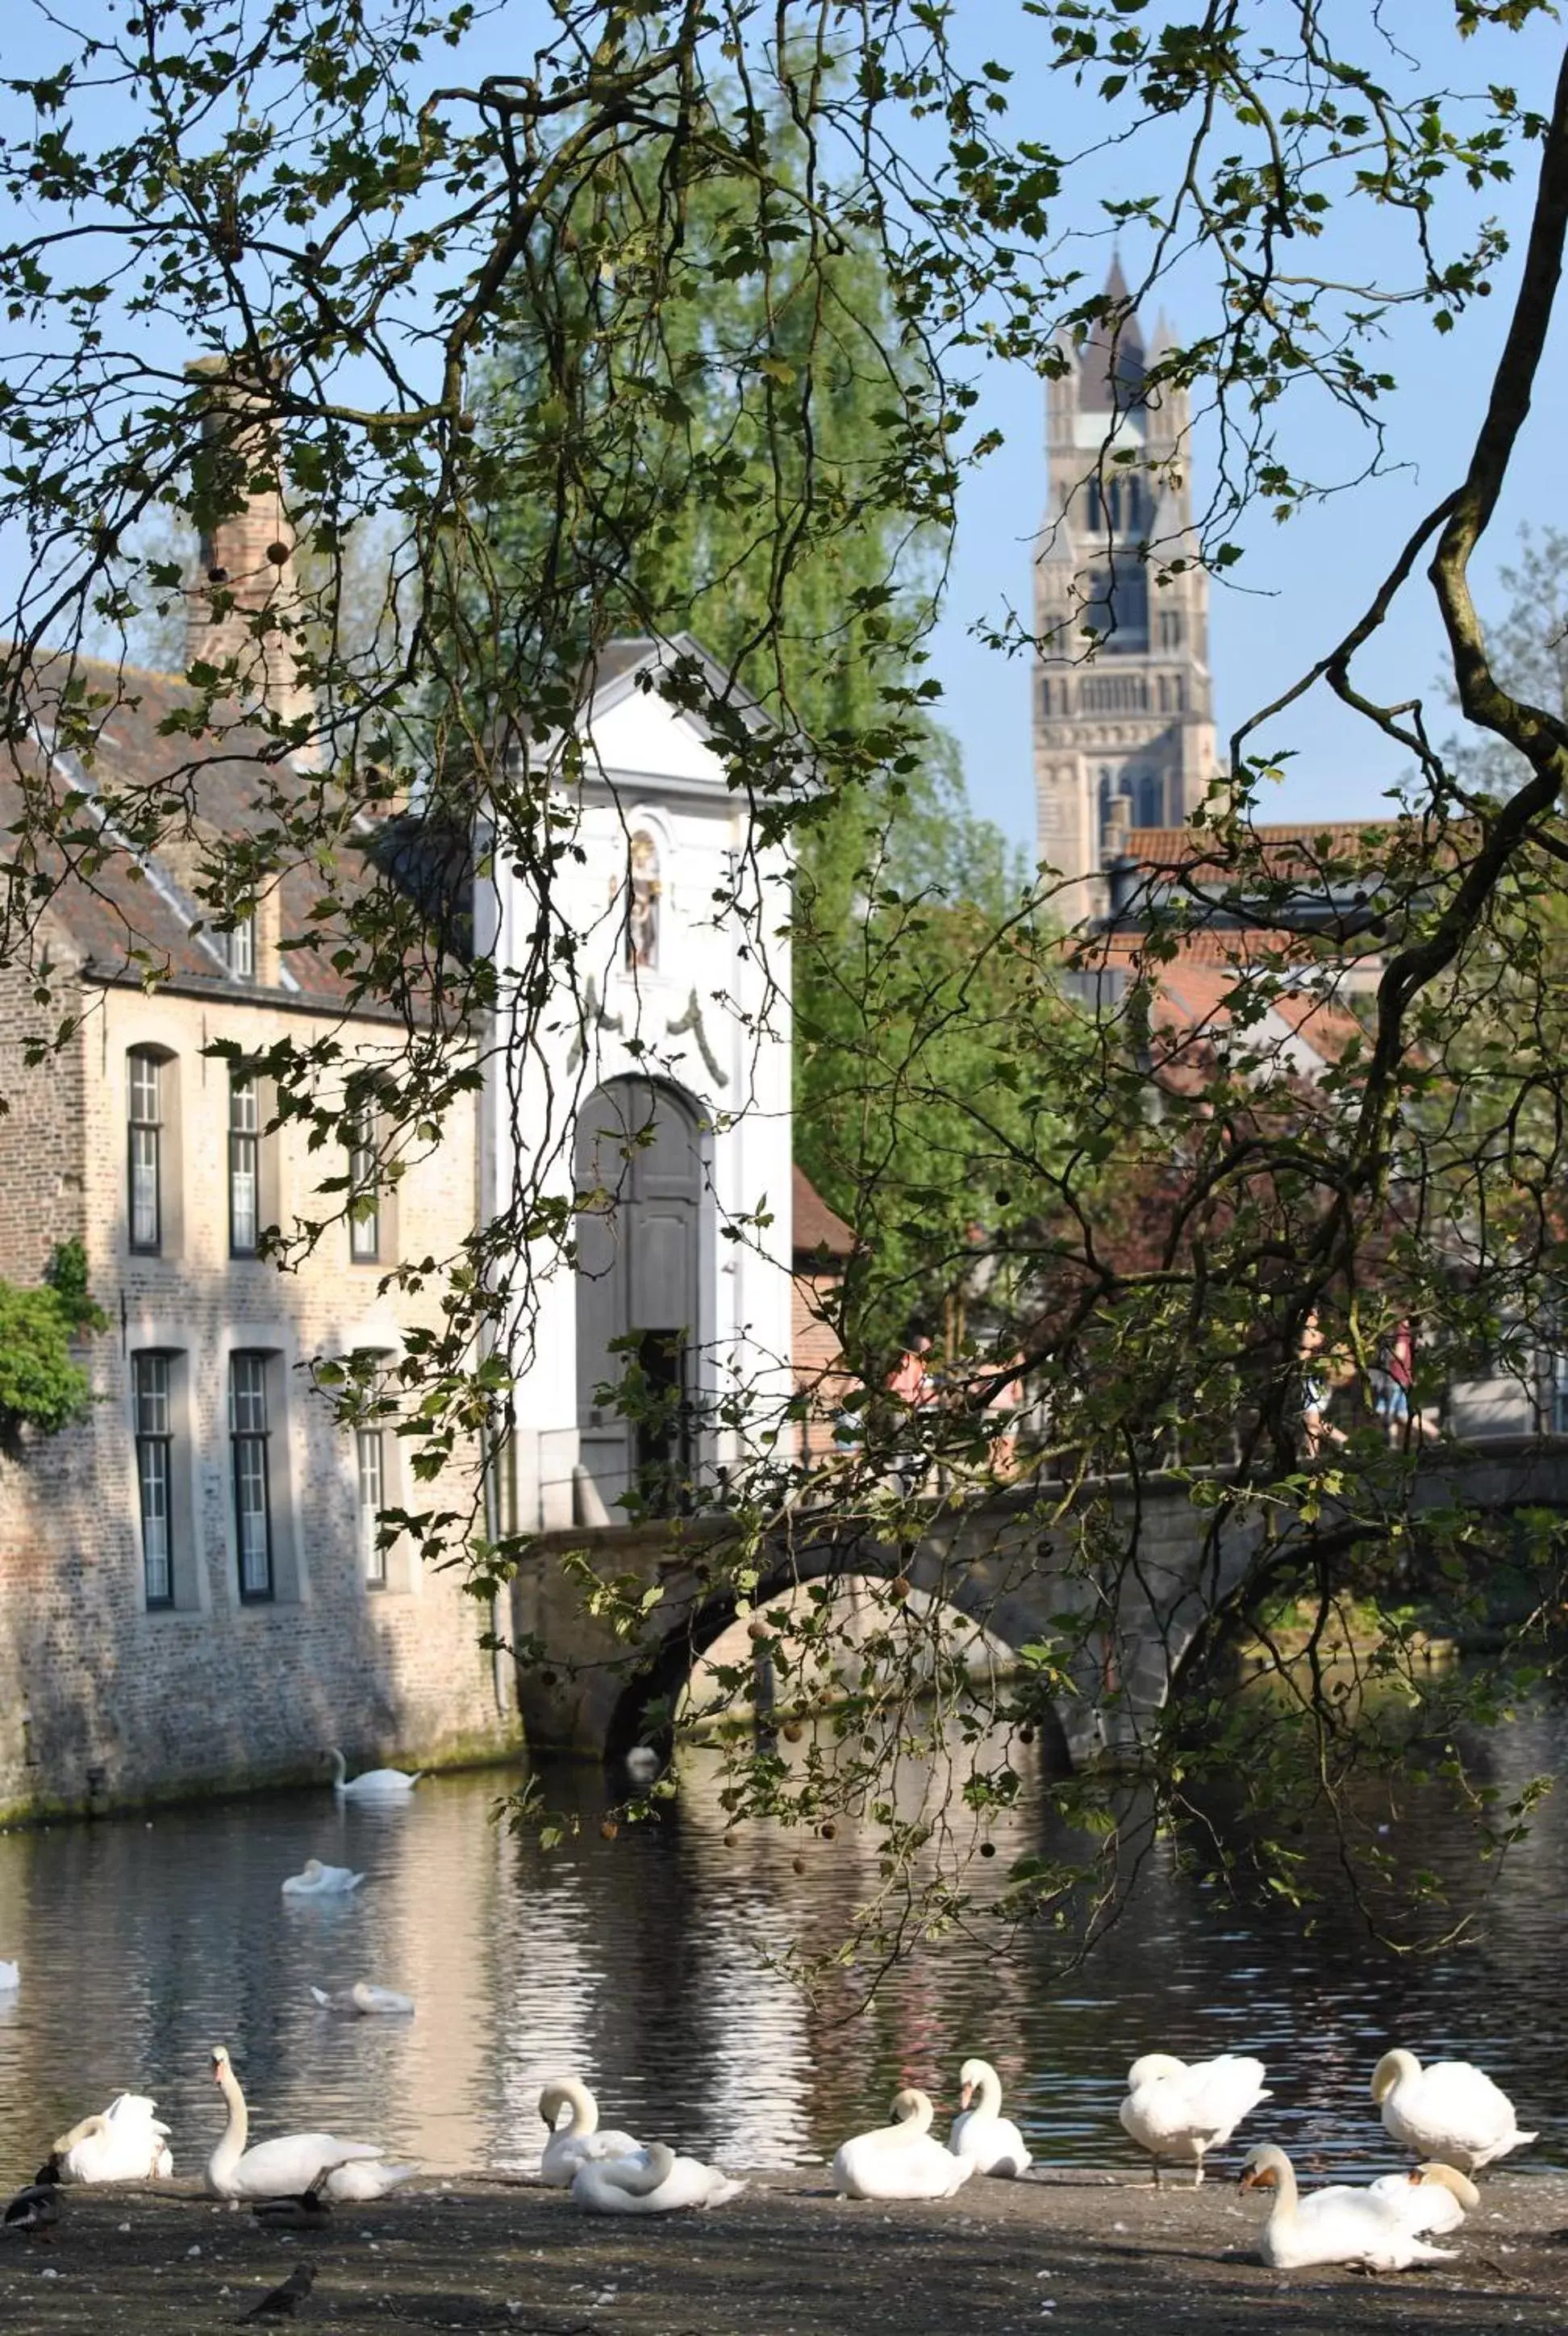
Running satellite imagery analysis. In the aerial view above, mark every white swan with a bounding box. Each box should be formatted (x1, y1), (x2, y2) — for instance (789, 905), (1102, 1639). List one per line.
(1368, 2163), (1479, 2237)
(948, 2059), (1032, 2177)
(0, 1961), (17, 1991)
(1372, 2047), (1537, 2174)
(570, 2142), (744, 2214)
(1118, 2052), (1270, 2186)
(317, 2157), (421, 2201)
(309, 1983), (415, 2017)
(538, 2079), (643, 2187)
(281, 1858), (364, 1897)
(327, 1747), (422, 1800)
(205, 2045), (385, 2200)
(48, 2093), (173, 2183)
(1241, 2144), (1457, 2271)
(832, 2088), (975, 2202)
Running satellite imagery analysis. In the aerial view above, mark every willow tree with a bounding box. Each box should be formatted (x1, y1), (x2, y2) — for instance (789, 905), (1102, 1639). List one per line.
(3, 0), (1568, 1975)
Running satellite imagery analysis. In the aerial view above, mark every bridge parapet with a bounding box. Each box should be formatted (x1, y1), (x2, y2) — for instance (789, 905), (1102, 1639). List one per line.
(507, 1438), (1568, 1765)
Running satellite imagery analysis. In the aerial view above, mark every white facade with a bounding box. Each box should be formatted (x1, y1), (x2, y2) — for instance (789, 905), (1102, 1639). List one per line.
(477, 639), (794, 1531)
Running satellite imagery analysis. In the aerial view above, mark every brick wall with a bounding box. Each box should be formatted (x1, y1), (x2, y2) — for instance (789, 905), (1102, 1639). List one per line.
(0, 962), (518, 1817)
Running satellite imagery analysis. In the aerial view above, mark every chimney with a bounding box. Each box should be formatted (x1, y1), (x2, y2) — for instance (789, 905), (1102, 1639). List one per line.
(185, 357), (317, 758)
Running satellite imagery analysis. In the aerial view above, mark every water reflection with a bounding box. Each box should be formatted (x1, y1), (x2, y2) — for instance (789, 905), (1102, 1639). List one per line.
(0, 1690), (1558, 2185)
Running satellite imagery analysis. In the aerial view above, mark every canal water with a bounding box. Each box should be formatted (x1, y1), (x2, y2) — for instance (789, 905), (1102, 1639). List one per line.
(0, 1698), (1559, 2188)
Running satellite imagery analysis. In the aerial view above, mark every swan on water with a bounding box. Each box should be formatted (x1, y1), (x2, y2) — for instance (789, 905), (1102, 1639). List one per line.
(1371, 2047), (1537, 2174)
(327, 1747), (422, 1800)
(44, 2093), (173, 2184)
(1240, 2144), (1457, 2271)
(948, 2058), (1031, 2178)
(570, 2142), (745, 2214)
(0, 1961), (17, 1991)
(832, 2088), (975, 2202)
(1118, 2052), (1270, 2186)
(310, 1983), (415, 2017)
(1367, 2163), (1479, 2237)
(281, 1858), (364, 1897)
(205, 2045), (386, 2200)
(538, 2079), (643, 2187)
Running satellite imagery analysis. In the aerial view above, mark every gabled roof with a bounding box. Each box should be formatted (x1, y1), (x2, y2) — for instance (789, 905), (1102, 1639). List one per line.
(793, 1165), (854, 1265)
(5, 651), (407, 1018)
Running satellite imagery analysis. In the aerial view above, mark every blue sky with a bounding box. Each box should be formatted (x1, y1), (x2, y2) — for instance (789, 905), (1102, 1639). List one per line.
(927, 6), (1568, 853)
(4, 2), (1565, 857)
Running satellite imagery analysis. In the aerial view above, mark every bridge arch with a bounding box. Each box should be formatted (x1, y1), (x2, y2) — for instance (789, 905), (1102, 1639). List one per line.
(597, 1540), (1074, 1775)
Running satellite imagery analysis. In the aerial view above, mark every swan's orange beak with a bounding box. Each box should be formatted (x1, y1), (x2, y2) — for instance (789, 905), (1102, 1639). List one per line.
(959, 2083), (974, 2110)
(1239, 2166), (1274, 2192)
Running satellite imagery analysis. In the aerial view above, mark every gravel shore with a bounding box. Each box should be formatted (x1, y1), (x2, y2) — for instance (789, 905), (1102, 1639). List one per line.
(1, 2167), (1565, 2334)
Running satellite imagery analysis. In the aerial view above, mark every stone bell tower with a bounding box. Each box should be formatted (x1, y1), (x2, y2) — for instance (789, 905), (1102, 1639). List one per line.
(1033, 261), (1214, 925)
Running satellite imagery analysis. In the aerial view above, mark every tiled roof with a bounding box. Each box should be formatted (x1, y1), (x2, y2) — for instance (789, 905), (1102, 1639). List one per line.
(1121, 818), (1407, 870)
(793, 1165), (854, 1263)
(4, 652), (414, 1020)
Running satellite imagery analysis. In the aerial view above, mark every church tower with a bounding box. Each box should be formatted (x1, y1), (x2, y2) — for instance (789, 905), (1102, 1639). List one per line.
(1033, 261), (1214, 924)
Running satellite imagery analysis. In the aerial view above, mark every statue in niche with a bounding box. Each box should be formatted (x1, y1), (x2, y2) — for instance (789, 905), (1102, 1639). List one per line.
(624, 830), (661, 972)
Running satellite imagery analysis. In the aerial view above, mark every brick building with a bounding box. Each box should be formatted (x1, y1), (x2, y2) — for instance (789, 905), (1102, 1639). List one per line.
(0, 497), (517, 1817)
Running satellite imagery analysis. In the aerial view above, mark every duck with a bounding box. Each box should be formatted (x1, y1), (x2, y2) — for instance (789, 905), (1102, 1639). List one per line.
(309, 1983), (415, 2017)
(327, 1747), (421, 1800)
(1371, 2047), (1537, 2174)
(1240, 2143), (1457, 2271)
(570, 2142), (744, 2213)
(281, 1858), (364, 1897)
(538, 2079), (643, 2187)
(3, 2182), (60, 2237)
(948, 2058), (1032, 2177)
(832, 2088), (975, 2202)
(1368, 2162), (1479, 2236)
(1118, 2051), (1270, 2186)
(44, 2092), (173, 2184)
(205, 2045), (386, 2200)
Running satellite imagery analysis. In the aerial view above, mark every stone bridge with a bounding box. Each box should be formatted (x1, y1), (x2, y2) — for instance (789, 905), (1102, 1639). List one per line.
(508, 1438), (1568, 1768)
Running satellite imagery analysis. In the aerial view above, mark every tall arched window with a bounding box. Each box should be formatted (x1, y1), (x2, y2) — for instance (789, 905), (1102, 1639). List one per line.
(624, 830), (661, 972)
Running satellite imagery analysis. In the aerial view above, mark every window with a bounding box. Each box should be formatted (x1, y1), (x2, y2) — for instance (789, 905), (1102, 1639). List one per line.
(230, 1352), (273, 1600)
(624, 830), (661, 972)
(229, 1074), (259, 1256)
(127, 1049), (163, 1252)
(134, 1353), (173, 1608)
(357, 1426), (386, 1587)
(226, 916), (256, 982)
(348, 1103), (380, 1262)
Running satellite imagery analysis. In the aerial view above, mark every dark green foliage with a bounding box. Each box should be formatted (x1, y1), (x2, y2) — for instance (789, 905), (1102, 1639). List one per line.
(0, 1243), (103, 1437)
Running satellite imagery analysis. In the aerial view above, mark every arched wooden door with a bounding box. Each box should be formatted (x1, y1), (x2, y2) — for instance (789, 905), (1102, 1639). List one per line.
(574, 1078), (707, 1516)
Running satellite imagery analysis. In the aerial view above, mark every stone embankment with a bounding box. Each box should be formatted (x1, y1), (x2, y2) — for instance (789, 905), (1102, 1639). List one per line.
(0, 2168), (1563, 2334)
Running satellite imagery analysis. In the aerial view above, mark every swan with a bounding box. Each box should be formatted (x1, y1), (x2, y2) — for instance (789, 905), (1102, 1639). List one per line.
(327, 1747), (421, 1800)
(281, 1858), (363, 1897)
(1240, 2144), (1457, 2271)
(570, 2143), (744, 2214)
(948, 2059), (1032, 2178)
(0, 1960), (17, 1991)
(1371, 2047), (1537, 2174)
(538, 2079), (643, 2187)
(316, 2158), (421, 2202)
(45, 2093), (173, 2184)
(832, 2088), (975, 2202)
(1119, 2052), (1270, 2186)
(1368, 2163), (1479, 2237)
(309, 1983), (415, 2017)
(205, 2046), (385, 2200)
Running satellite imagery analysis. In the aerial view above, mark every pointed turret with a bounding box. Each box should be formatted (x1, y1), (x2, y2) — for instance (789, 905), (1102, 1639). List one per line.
(1077, 257), (1146, 414)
